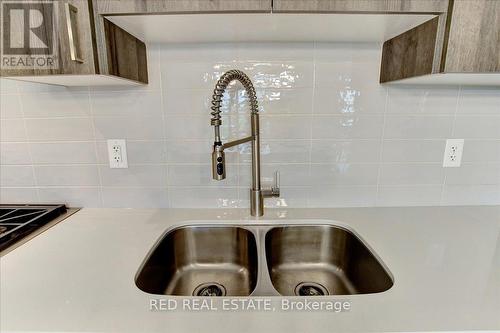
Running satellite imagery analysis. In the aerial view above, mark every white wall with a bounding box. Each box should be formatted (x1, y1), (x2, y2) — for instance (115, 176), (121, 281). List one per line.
(1, 42), (499, 208)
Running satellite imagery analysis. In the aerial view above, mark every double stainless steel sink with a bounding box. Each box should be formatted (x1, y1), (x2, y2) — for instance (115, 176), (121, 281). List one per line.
(135, 223), (393, 297)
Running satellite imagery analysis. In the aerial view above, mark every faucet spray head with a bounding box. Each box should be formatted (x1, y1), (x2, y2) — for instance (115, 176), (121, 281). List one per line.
(212, 144), (226, 180)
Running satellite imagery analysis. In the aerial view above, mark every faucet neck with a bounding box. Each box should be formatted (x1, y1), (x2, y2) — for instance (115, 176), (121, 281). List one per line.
(250, 112), (261, 192)
(210, 70), (278, 217)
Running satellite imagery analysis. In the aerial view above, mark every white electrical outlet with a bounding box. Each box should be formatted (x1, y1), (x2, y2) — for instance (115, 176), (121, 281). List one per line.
(107, 139), (128, 168)
(443, 139), (464, 167)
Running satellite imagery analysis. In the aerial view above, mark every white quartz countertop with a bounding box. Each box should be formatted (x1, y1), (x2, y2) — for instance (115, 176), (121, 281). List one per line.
(1, 206), (499, 333)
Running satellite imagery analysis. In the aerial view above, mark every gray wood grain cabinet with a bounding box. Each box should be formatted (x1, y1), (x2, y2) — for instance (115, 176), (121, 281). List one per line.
(380, 0), (500, 84)
(0, 0), (97, 77)
(1, 0), (272, 86)
(93, 0), (272, 14)
(90, 0), (272, 86)
(0, 0), (147, 86)
(272, 0), (449, 13)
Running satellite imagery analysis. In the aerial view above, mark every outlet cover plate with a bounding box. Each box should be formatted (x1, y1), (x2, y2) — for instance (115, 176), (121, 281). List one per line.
(443, 139), (464, 167)
(107, 139), (128, 168)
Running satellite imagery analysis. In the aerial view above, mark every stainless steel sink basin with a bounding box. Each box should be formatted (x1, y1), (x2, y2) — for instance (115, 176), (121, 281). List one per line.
(135, 226), (258, 296)
(136, 222), (393, 296)
(265, 226), (393, 296)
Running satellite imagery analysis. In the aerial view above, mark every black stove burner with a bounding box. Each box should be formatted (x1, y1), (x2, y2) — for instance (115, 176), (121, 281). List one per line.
(0, 204), (67, 252)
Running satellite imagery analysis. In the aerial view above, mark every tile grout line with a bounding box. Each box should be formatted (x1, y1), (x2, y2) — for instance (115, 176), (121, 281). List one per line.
(307, 41), (317, 208)
(374, 85), (389, 206)
(3, 137), (500, 144)
(17, 112), (492, 120)
(17, 83), (41, 203)
(87, 86), (104, 207)
(439, 85), (462, 205)
(5, 161), (498, 167)
(157, 44), (171, 208)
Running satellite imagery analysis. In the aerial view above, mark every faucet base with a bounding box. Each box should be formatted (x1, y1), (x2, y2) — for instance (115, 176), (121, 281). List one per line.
(250, 189), (264, 217)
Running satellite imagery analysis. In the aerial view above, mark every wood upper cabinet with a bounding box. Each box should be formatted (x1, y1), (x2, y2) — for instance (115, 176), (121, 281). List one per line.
(0, 0), (97, 77)
(0, 0), (147, 85)
(1, 0), (271, 85)
(444, 0), (500, 73)
(381, 0), (500, 84)
(272, 0), (449, 13)
(90, 0), (272, 85)
(94, 0), (272, 14)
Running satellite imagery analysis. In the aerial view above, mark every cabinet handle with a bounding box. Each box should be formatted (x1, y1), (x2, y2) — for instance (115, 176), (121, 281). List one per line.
(65, 3), (84, 63)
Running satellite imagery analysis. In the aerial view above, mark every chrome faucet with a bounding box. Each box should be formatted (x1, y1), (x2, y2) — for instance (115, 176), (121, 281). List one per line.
(210, 70), (280, 217)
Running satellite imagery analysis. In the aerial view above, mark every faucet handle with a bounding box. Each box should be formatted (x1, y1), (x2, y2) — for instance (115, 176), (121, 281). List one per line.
(262, 170), (280, 198)
(272, 170), (280, 194)
(264, 170), (280, 198)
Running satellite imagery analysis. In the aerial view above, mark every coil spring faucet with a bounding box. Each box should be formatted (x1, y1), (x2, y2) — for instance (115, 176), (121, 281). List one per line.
(210, 70), (280, 217)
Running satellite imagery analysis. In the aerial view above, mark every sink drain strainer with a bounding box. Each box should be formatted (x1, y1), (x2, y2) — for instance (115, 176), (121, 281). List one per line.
(295, 282), (329, 296)
(193, 282), (227, 296)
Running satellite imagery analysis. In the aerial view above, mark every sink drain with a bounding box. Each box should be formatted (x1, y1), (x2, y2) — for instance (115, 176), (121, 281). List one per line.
(295, 282), (329, 296)
(193, 282), (226, 297)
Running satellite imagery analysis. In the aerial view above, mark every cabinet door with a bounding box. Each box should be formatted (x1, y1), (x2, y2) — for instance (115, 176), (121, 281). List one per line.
(444, 0), (500, 73)
(57, 0), (97, 75)
(0, 1), (59, 76)
(0, 0), (96, 76)
(95, 0), (272, 14)
(273, 0), (448, 13)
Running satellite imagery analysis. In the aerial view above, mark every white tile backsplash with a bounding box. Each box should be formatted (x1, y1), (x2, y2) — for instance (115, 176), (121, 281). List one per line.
(243, 140), (311, 164)
(444, 164), (500, 185)
(0, 188), (38, 203)
(0, 79), (19, 94)
(461, 140), (500, 163)
(91, 91), (162, 117)
(311, 115), (384, 139)
(313, 86), (386, 115)
(453, 116), (500, 139)
(168, 187), (240, 208)
(260, 115), (311, 139)
(1, 42), (499, 208)
(96, 140), (166, 165)
(381, 140), (445, 163)
(163, 88), (212, 115)
(376, 185), (443, 207)
(0, 143), (32, 164)
(308, 185), (378, 207)
(239, 186), (310, 208)
(25, 118), (94, 141)
(34, 165), (100, 186)
(168, 164), (239, 186)
(309, 164), (379, 185)
(164, 115), (212, 140)
(383, 115), (454, 139)
(99, 165), (167, 187)
(93, 116), (165, 140)
(386, 88), (459, 114)
(1, 118), (27, 142)
(101, 187), (169, 208)
(457, 88), (500, 115)
(257, 88), (314, 114)
(30, 142), (97, 164)
(37, 187), (102, 207)
(22, 91), (91, 118)
(379, 164), (445, 185)
(310, 140), (381, 163)
(0, 165), (35, 186)
(441, 185), (500, 206)
(166, 140), (238, 164)
(0, 94), (22, 119)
